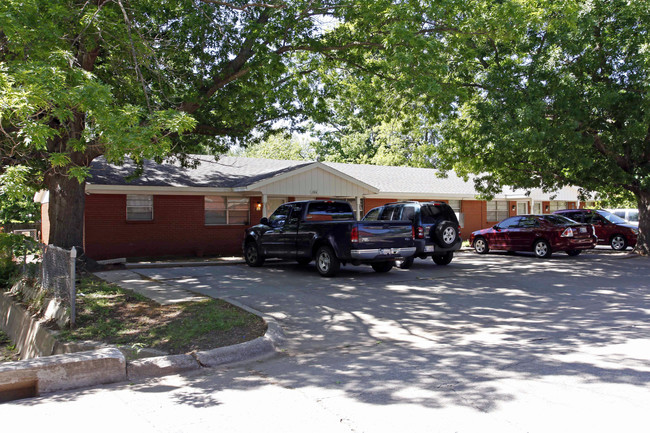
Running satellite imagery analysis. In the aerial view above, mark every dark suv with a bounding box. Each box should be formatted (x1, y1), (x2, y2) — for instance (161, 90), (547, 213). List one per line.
(362, 201), (462, 268)
(553, 209), (638, 250)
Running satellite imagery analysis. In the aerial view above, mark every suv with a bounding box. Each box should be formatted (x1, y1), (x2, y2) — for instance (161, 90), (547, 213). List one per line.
(553, 209), (638, 250)
(362, 201), (462, 268)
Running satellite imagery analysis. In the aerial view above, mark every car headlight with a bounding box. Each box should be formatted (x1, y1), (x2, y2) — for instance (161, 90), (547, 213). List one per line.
(632, 227), (639, 234)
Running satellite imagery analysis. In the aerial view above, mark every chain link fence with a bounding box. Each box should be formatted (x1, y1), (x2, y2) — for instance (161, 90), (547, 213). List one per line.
(14, 243), (78, 327)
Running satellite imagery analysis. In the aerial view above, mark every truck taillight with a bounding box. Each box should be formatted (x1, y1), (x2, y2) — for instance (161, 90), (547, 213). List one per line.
(415, 226), (424, 239)
(561, 227), (574, 237)
(351, 226), (359, 243)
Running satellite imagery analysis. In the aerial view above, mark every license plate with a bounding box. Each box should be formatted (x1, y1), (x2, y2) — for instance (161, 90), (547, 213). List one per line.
(379, 248), (399, 255)
(580, 227), (587, 233)
(424, 245), (434, 252)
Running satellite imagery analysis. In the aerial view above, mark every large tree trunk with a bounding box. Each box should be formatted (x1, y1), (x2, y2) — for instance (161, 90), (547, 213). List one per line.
(44, 172), (86, 250)
(636, 189), (650, 256)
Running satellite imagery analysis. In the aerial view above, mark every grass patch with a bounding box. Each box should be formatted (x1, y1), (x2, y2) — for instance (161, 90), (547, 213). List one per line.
(57, 277), (266, 354)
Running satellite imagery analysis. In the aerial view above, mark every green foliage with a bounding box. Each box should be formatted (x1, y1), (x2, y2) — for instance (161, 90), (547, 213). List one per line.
(0, 166), (40, 224)
(231, 132), (315, 161)
(0, 232), (37, 285)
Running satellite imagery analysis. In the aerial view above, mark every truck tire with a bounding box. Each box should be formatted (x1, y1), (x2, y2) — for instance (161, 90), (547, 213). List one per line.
(316, 245), (340, 277)
(244, 242), (265, 267)
(432, 251), (453, 265)
(432, 221), (459, 248)
(371, 261), (393, 273)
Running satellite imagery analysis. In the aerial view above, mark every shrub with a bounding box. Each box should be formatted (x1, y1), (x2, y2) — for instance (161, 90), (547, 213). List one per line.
(0, 233), (38, 286)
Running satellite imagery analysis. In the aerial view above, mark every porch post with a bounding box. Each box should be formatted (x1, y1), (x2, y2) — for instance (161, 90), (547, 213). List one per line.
(262, 194), (268, 217)
(356, 196), (361, 220)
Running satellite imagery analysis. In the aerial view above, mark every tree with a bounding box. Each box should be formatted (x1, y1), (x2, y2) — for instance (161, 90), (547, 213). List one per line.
(0, 0), (478, 250)
(432, 0), (650, 254)
(230, 132), (315, 160)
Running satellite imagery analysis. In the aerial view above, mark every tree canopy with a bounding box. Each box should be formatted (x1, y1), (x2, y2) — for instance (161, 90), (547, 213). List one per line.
(433, 0), (650, 253)
(1, 0), (469, 248)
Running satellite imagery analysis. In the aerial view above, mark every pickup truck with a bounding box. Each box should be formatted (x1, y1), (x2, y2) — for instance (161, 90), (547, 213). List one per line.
(243, 200), (416, 277)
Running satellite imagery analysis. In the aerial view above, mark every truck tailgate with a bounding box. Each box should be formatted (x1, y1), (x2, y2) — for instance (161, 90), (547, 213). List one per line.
(352, 221), (415, 260)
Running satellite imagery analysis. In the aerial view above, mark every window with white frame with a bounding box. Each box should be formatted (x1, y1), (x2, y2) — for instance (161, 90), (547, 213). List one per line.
(486, 200), (509, 222)
(126, 194), (153, 221)
(549, 201), (566, 212)
(533, 202), (542, 214)
(205, 196), (249, 225)
(447, 200), (464, 227)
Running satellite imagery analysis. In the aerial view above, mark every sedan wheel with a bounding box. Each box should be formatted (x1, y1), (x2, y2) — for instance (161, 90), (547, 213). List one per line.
(534, 239), (552, 258)
(610, 235), (627, 251)
(474, 237), (489, 254)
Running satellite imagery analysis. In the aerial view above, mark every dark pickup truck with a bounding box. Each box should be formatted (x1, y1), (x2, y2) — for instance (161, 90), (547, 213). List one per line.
(243, 200), (416, 277)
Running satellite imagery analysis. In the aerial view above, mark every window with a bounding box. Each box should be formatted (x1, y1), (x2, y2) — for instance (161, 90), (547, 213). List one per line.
(268, 204), (292, 227)
(518, 216), (539, 228)
(498, 216), (522, 229)
(533, 202), (542, 214)
(363, 208), (380, 221)
(447, 200), (464, 228)
(487, 201), (509, 222)
(127, 195), (153, 221)
(306, 201), (354, 221)
(549, 201), (566, 212)
(205, 196), (249, 225)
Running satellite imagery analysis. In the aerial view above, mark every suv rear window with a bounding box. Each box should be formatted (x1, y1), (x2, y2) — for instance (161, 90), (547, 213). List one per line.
(305, 201), (355, 221)
(421, 204), (459, 225)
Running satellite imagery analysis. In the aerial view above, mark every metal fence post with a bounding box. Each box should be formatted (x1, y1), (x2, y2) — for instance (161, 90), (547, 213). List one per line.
(69, 247), (77, 327)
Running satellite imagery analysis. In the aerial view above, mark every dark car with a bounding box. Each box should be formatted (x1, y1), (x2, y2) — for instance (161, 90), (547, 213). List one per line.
(362, 201), (462, 268)
(553, 209), (638, 250)
(469, 214), (597, 258)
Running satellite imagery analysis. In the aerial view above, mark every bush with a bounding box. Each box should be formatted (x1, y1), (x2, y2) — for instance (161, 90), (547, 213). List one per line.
(0, 233), (38, 286)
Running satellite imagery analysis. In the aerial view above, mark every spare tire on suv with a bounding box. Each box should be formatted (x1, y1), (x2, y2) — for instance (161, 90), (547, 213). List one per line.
(432, 220), (460, 248)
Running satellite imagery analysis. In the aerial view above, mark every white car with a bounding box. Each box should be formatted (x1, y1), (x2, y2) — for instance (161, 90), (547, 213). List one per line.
(606, 208), (639, 227)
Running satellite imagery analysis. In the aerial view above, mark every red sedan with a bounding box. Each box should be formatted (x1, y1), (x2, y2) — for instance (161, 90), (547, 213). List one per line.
(470, 214), (597, 258)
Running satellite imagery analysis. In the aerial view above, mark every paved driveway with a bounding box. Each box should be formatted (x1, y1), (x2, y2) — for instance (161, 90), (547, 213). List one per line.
(4, 251), (650, 432)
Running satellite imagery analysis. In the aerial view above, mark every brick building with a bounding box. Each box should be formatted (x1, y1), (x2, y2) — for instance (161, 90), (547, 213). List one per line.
(36, 156), (592, 260)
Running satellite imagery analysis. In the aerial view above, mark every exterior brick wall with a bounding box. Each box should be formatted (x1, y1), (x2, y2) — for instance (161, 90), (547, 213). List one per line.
(84, 194), (260, 260)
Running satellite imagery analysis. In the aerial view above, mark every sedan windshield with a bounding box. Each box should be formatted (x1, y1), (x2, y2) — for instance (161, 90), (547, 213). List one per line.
(597, 210), (628, 224)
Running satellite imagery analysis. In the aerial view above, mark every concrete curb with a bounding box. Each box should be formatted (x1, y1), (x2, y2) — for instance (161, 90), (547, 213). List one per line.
(125, 312), (285, 380)
(0, 348), (126, 400)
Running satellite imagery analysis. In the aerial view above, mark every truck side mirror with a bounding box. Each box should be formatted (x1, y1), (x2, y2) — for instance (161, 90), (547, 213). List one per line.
(260, 217), (269, 225)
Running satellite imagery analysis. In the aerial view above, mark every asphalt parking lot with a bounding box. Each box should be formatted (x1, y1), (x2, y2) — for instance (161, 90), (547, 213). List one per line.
(3, 250), (649, 432)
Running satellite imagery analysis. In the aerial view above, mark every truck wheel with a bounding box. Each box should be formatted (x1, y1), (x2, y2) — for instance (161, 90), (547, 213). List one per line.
(316, 245), (340, 277)
(244, 242), (265, 267)
(371, 261), (393, 273)
(432, 252), (453, 265)
(395, 256), (414, 269)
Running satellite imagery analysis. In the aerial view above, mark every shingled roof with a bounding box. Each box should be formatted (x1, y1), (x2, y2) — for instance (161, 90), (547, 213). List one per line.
(88, 155), (581, 200)
(89, 156), (310, 189)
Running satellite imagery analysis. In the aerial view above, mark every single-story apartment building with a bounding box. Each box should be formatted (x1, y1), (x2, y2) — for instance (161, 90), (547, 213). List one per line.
(36, 156), (595, 260)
